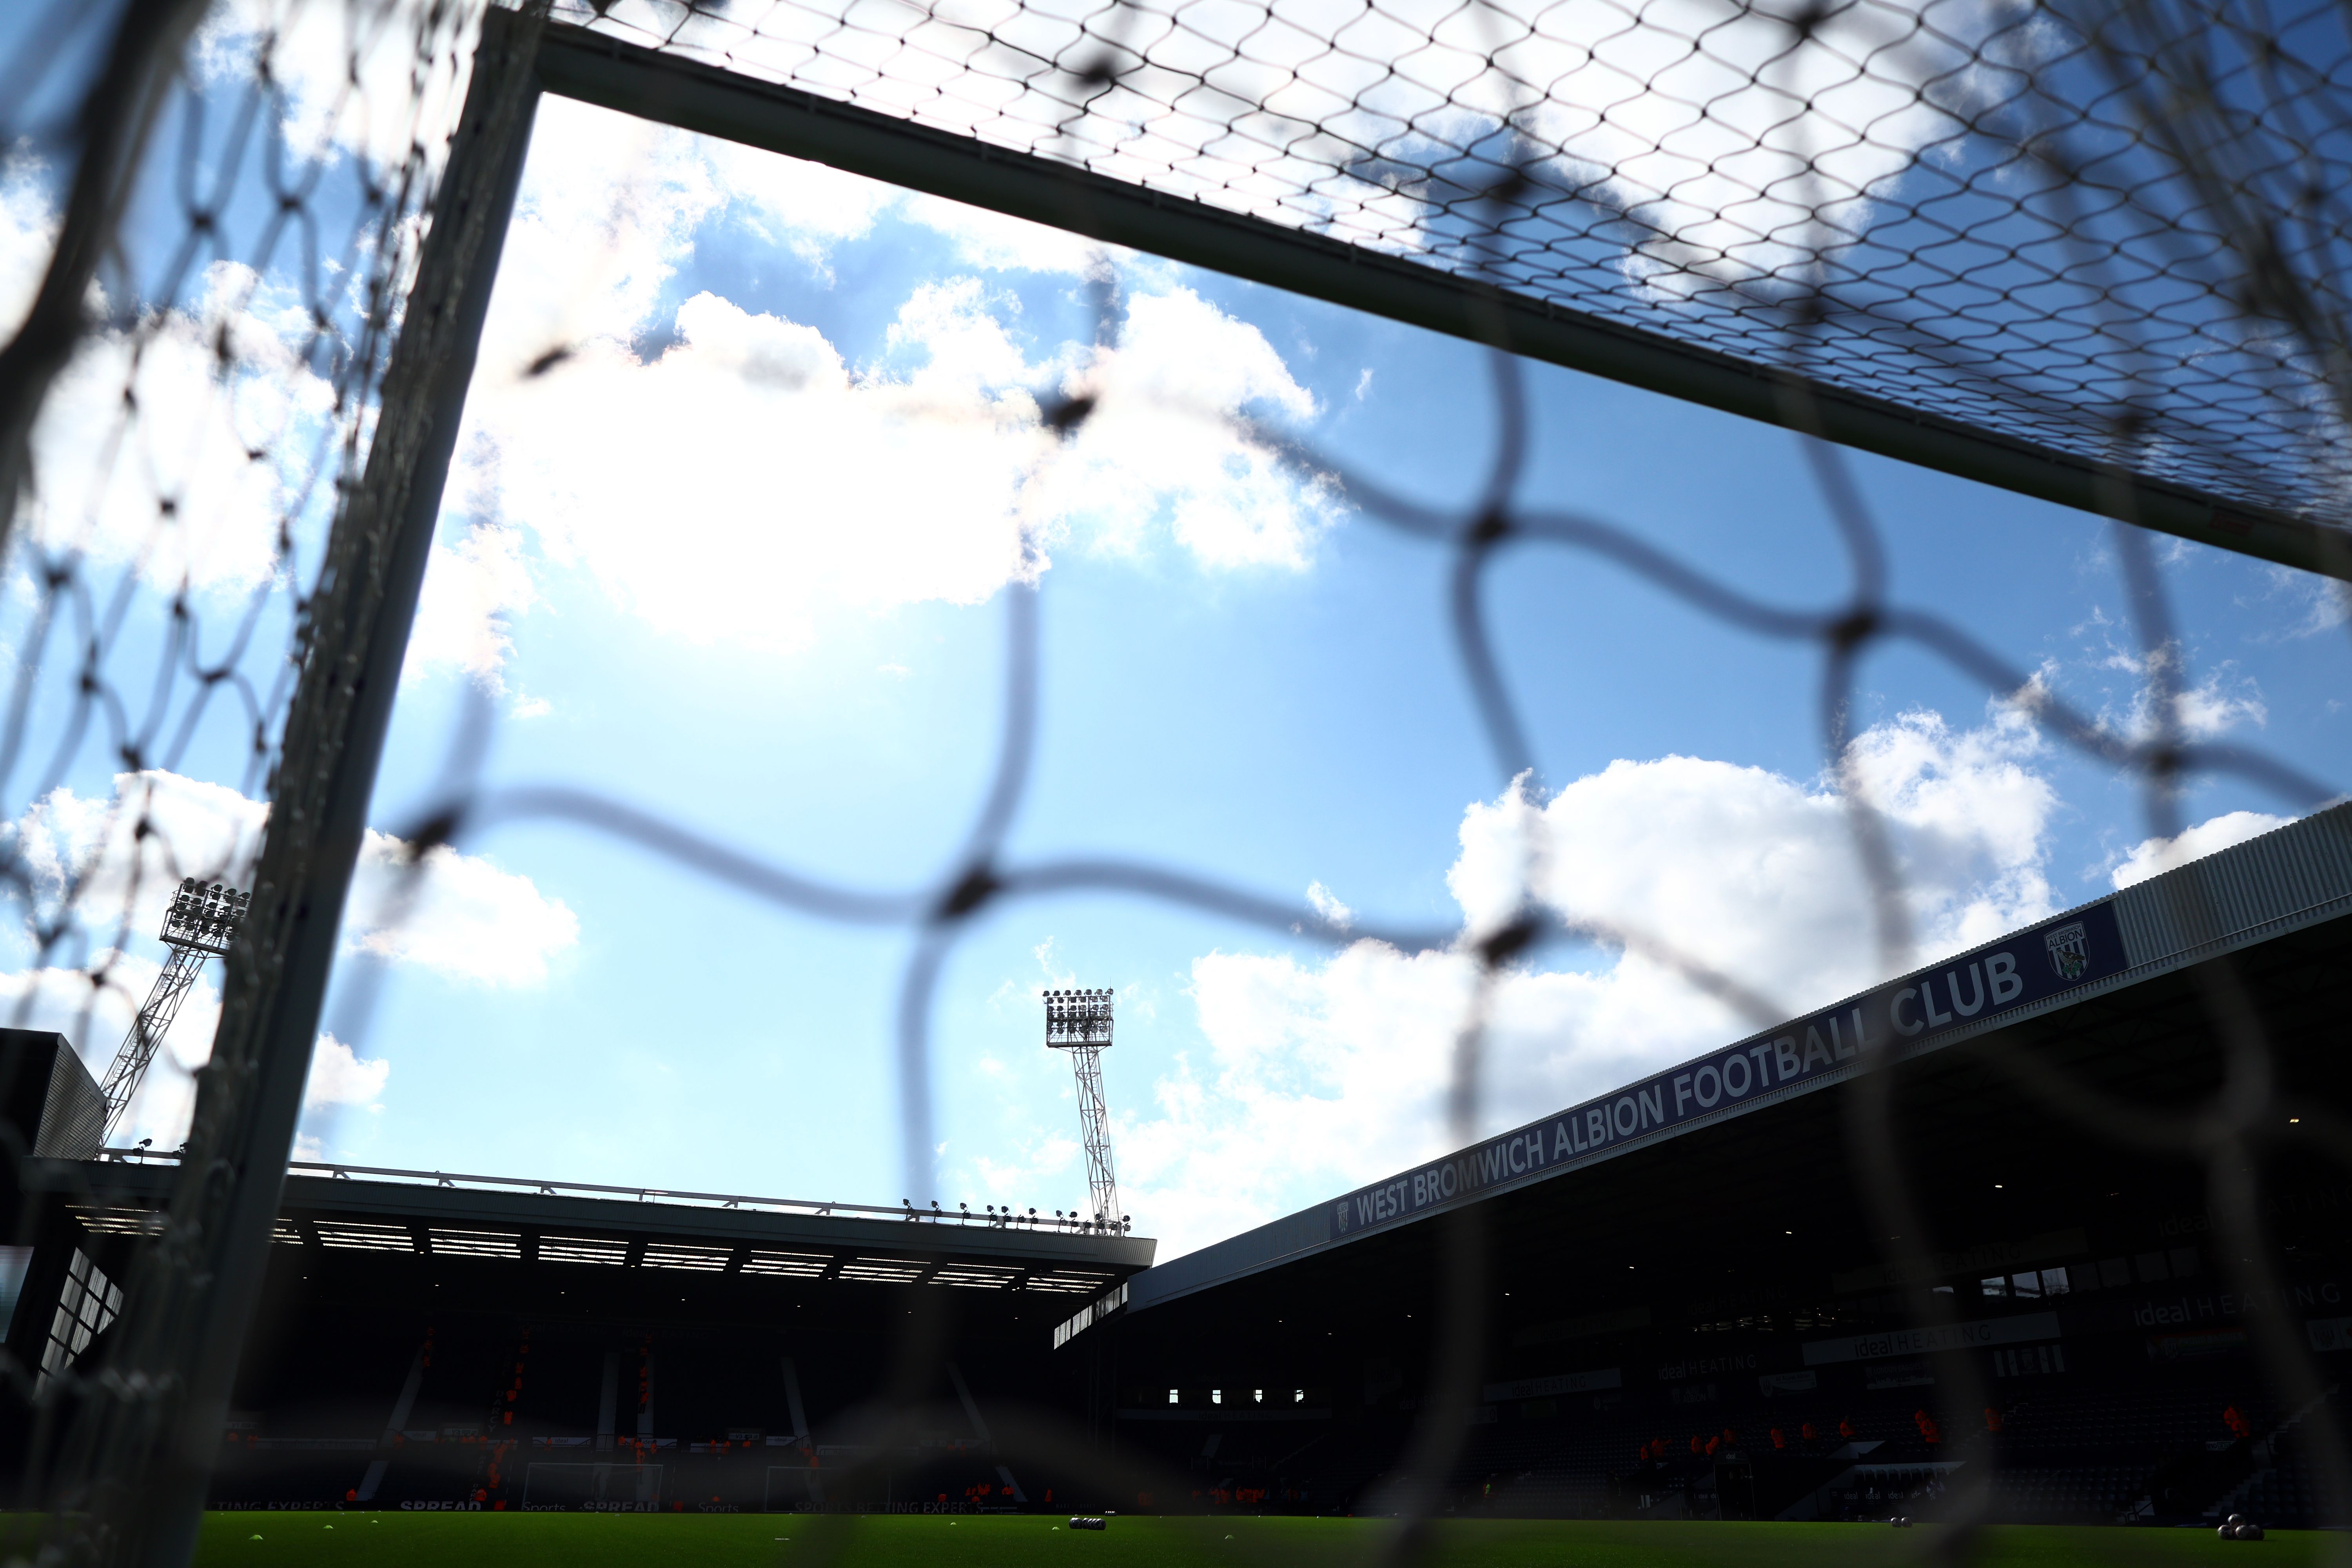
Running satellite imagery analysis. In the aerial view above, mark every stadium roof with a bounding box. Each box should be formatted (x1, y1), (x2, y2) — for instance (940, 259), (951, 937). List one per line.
(1098, 904), (2350, 1384)
(1123, 802), (2352, 1318)
(30, 1160), (1155, 1295)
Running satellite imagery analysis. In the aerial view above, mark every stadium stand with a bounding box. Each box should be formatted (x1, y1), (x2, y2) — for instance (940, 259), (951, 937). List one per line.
(0, 809), (2345, 1522)
(1093, 807), (2352, 1525)
(0, 1161), (1150, 1512)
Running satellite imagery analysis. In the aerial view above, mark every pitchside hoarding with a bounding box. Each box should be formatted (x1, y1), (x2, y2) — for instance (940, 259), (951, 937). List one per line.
(1323, 902), (2127, 1246)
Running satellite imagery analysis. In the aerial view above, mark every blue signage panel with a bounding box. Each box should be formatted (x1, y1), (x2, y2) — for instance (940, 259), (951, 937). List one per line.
(1324, 901), (2128, 1245)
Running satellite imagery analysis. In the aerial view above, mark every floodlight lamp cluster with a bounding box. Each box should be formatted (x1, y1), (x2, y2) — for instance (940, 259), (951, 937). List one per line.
(889, 1199), (1135, 1234)
(1043, 987), (1114, 1047)
(160, 878), (249, 957)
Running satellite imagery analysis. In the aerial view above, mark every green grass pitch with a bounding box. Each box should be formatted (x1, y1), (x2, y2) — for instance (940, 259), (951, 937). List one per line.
(197, 1512), (2321, 1566)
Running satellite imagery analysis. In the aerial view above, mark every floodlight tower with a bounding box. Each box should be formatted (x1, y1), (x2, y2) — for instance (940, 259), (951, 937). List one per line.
(97, 878), (249, 1138)
(1044, 988), (1120, 1228)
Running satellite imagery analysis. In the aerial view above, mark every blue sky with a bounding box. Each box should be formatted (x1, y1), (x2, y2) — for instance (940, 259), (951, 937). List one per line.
(3, 46), (2347, 1260)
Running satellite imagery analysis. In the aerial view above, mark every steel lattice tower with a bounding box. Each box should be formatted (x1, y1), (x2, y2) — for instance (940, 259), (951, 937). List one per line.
(1044, 988), (1120, 1227)
(98, 878), (249, 1138)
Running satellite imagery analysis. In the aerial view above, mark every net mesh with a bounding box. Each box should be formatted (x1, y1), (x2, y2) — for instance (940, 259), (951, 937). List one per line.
(0, 0), (475, 1095)
(0, 0), (479, 1553)
(547, 0), (2352, 530)
(0, 0), (2348, 1557)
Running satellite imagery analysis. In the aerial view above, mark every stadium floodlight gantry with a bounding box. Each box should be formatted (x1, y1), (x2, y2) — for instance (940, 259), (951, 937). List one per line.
(1044, 989), (1123, 1231)
(95, 880), (250, 1139)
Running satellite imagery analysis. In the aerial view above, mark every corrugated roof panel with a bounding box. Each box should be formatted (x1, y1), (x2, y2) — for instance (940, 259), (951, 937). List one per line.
(314, 1221), (415, 1252)
(1026, 1271), (1113, 1294)
(738, 1250), (832, 1277)
(642, 1243), (732, 1272)
(931, 1264), (1020, 1289)
(2114, 804), (2352, 967)
(429, 1229), (522, 1259)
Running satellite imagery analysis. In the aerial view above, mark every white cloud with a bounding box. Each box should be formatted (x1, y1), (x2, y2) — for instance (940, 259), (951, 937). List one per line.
(1, 163), (54, 342)
(2171, 670), (2269, 739)
(2258, 565), (2352, 640)
(498, 98), (1096, 307)
(346, 830), (579, 986)
(6, 770), (268, 926)
(22, 261), (336, 595)
(478, 96), (731, 376)
(707, 136), (901, 270)
(2089, 641), (2269, 743)
(463, 286), (1034, 653)
(3, 771), (577, 989)
(0, 4), (467, 348)
(900, 192), (1107, 275)
(6, 10), (461, 634)
(0, 954), (217, 1150)
(5, 0), (473, 617)
(455, 275), (1335, 659)
(1120, 708), (2065, 1258)
(405, 523), (539, 689)
(1305, 881), (1354, 928)
(0, 768), (568, 1147)
(1033, 287), (1335, 572)
(970, 1132), (1085, 1208)
(305, 1032), (389, 1109)
(1450, 708), (2057, 974)
(391, 97), (1343, 679)
(195, 0), (471, 181)
(474, 97), (1082, 383)
(0, 956), (385, 1148)
(2111, 810), (2294, 889)
(554, 0), (1996, 302)
(1118, 942), (1478, 1256)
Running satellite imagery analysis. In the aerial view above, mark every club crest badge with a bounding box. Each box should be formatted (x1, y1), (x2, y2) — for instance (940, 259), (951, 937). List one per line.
(2044, 921), (2090, 982)
(1334, 1201), (1352, 1235)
